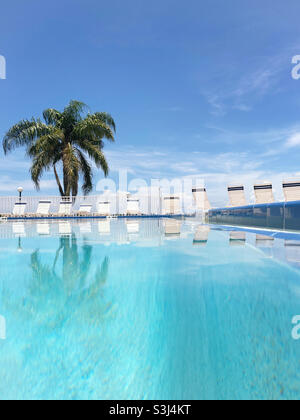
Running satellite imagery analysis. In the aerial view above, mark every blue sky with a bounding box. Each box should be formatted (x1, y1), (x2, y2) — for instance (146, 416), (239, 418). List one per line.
(1, 0), (300, 205)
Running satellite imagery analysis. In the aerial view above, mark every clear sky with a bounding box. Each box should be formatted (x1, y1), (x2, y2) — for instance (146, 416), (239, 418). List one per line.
(1, 0), (300, 206)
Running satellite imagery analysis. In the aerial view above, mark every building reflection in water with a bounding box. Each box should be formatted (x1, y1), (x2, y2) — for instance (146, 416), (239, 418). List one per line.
(193, 225), (210, 246)
(229, 231), (246, 246)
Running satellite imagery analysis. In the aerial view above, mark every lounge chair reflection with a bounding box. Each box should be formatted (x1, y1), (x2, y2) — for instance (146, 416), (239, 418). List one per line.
(256, 234), (274, 248)
(58, 221), (72, 236)
(37, 222), (50, 236)
(229, 231), (246, 246)
(164, 219), (182, 237)
(126, 220), (140, 234)
(12, 222), (26, 237)
(98, 220), (111, 234)
(285, 240), (300, 264)
(79, 222), (92, 234)
(193, 225), (210, 245)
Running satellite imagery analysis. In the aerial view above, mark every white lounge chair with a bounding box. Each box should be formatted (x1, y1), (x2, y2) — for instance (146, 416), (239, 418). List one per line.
(126, 199), (141, 216)
(12, 202), (27, 216)
(283, 179), (300, 202)
(57, 200), (72, 216)
(77, 203), (93, 215)
(193, 225), (210, 245)
(36, 200), (52, 216)
(98, 201), (111, 216)
(254, 182), (275, 204)
(0, 315), (6, 340)
(163, 196), (181, 215)
(192, 188), (211, 212)
(228, 185), (247, 207)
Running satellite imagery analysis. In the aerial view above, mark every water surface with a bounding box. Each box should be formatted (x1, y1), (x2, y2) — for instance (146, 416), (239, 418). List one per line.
(0, 219), (300, 400)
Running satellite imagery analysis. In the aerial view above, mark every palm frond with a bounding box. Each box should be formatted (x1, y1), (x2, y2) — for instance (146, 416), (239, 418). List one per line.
(75, 142), (109, 176)
(75, 149), (93, 195)
(92, 112), (116, 133)
(79, 257), (110, 301)
(2, 100), (116, 197)
(30, 153), (53, 190)
(29, 130), (64, 190)
(27, 128), (63, 158)
(3, 119), (51, 154)
(63, 100), (88, 122)
(73, 114), (115, 143)
(43, 109), (62, 126)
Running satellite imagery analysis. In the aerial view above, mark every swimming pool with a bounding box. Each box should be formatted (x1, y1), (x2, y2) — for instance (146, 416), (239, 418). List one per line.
(0, 218), (300, 400)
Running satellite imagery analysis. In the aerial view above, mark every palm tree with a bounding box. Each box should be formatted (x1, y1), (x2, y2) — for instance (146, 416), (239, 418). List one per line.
(3, 100), (116, 197)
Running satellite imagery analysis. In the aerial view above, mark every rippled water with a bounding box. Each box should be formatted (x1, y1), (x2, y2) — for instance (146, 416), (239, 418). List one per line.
(0, 218), (300, 400)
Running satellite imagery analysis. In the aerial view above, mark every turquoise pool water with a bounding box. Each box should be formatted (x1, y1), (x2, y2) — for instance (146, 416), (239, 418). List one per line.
(0, 219), (300, 400)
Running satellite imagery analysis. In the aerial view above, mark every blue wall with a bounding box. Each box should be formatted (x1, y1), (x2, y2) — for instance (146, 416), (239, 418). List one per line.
(208, 201), (300, 231)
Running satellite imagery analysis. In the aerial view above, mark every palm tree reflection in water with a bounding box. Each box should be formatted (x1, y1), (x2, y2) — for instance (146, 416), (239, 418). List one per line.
(29, 234), (112, 329)
(0, 235), (114, 395)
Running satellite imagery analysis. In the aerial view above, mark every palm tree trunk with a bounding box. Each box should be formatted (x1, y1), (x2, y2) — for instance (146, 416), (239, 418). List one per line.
(62, 145), (71, 198)
(63, 169), (71, 197)
(53, 165), (65, 197)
